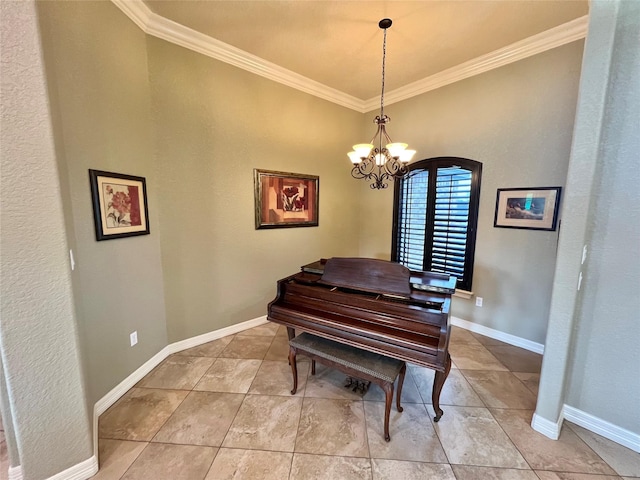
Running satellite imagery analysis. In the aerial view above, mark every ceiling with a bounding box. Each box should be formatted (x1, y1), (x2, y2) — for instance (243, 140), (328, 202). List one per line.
(142, 1), (588, 102)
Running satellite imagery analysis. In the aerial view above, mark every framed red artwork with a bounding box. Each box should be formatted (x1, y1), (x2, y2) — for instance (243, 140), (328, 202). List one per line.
(254, 169), (319, 229)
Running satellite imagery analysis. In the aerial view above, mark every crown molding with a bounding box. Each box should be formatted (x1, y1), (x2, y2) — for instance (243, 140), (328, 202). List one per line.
(111, 0), (363, 111)
(363, 15), (589, 111)
(111, 0), (587, 114)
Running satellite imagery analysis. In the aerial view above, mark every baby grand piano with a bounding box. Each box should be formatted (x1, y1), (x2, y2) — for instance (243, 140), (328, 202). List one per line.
(267, 257), (456, 421)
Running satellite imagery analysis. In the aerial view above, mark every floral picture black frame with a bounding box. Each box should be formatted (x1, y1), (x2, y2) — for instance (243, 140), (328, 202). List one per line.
(89, 169), (150, 241)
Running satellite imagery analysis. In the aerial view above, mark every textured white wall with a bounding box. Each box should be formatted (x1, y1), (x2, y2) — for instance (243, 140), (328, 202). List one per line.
(564, 0), (640, 433)
(0, 1), (93, 478)
(536, 0), (640, 435)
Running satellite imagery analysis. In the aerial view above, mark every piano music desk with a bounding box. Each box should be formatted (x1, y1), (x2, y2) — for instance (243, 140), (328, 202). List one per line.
(289, 332), (406, 442)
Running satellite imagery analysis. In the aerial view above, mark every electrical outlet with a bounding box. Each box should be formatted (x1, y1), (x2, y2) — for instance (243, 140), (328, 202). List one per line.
(130, 331), (138, 346)
(475, 297), (483, 307)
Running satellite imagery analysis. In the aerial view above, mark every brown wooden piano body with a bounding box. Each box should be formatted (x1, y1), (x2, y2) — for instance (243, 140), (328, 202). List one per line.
(267, 257), (456, 421)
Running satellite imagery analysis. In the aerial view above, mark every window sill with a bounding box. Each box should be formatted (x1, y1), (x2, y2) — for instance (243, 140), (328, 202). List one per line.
(453, 289), (473, 300)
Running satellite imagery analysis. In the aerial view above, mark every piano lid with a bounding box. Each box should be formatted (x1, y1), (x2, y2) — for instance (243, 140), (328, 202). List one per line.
(302, 258), (456, 295)
(318, 257), (412, 298)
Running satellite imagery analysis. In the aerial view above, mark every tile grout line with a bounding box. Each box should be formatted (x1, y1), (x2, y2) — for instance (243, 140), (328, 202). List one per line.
(444, 338), (536, 474)
(100, 330), (273, 475)
(290, 372), (309, 479)
(455, 340), (620, 477)
(559, 423), (626, 477)
(361, 396), (372, 479)
(427, 399), (453, 467)
(208, 330), (287, 477)
(149, 351), (216, 480)
(461, 336), (535, 461)
(190, 342), (225, 480)
(485, 406), (548, 475)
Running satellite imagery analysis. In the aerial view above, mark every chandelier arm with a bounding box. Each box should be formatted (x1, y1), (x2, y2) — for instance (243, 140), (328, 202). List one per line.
(351, 166), (365, 179)
(368, 123), (383, 146)
(353, 158), (375, 177)
(351, 164), (392, 190)
(379, 124), (393, 147)
(382, 158), (401, 176)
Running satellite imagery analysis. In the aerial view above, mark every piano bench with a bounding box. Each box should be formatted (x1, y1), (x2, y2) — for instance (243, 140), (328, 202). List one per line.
(288, 332), (406, 442)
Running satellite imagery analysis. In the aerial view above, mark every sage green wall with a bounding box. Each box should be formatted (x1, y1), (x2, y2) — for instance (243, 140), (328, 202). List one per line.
(36, 0), (361, 406)
(357, 41), (584, 344)
(37, 1), (168, 406)
(1, 1), (92, 477)
(146, 38), (363, 342)
(562, 0), (640, 433)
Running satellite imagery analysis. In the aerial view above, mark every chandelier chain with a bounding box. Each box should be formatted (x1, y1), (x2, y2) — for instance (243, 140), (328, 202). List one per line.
(380, 26), (387, 118)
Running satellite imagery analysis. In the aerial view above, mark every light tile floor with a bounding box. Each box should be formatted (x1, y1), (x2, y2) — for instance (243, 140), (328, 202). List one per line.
(93, 325), (640, 480)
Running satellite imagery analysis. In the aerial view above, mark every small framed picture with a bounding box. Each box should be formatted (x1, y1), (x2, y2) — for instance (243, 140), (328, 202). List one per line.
(254, 169), (319, 229)
(89, 169), (150, 241)
(494, 187), (562, 231)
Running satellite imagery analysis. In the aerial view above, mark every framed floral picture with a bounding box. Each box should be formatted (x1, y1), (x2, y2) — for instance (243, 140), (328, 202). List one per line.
(494, 187), (562, 231)
(254, 169), (319, 229)
(89, 169), (150, 241)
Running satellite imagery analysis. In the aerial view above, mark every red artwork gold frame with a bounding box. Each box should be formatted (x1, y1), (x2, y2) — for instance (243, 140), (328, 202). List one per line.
(254, 169), (319, 229)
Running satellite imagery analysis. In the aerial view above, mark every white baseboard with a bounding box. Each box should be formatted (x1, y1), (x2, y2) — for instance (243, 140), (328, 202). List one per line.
(531, 405), (640, 453)
(92, 315), (269, 458)
(94, 346), (171, 418)
(94, 315), (268, 418)
(167, 315), (268, 355)
(563, 404), (640, 453)
(8, 465), (23, 480)
(45, 456), (98, 480)
(531, 411), (563, 440)
(459, 316), (638, 452)
(450, 316), (545, 354)
(8, 457), (98, 480)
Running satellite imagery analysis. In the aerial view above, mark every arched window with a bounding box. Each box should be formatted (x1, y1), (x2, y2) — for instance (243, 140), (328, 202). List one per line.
(392, 157), (482, 291)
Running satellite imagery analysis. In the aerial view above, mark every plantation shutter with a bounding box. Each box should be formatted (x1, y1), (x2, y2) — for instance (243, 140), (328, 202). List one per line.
(393, 157), (481, 292)
(396, 169), (428, 271)
(431, 166), (472, 279)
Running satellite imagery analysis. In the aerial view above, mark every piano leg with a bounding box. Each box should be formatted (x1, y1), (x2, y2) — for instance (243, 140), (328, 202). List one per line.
(287, 327), (295, 366)
(432, 352), (452, 422)
(382, 382), (395, 442)
(288, 346), (298, 395)
(396, 363), (406, 413)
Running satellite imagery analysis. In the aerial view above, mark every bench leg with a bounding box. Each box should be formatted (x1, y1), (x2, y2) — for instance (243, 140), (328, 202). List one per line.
(396, 363), (406, 413)
(382, 382), (394, 442)
(288, 346), (298, 395)
(432, 352), (451, 422)
(286, 327), (295, 340)
(311, 359), (316, 375)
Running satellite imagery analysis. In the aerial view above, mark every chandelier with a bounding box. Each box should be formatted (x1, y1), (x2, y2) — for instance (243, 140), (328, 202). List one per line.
(348, 18), (416, 189)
